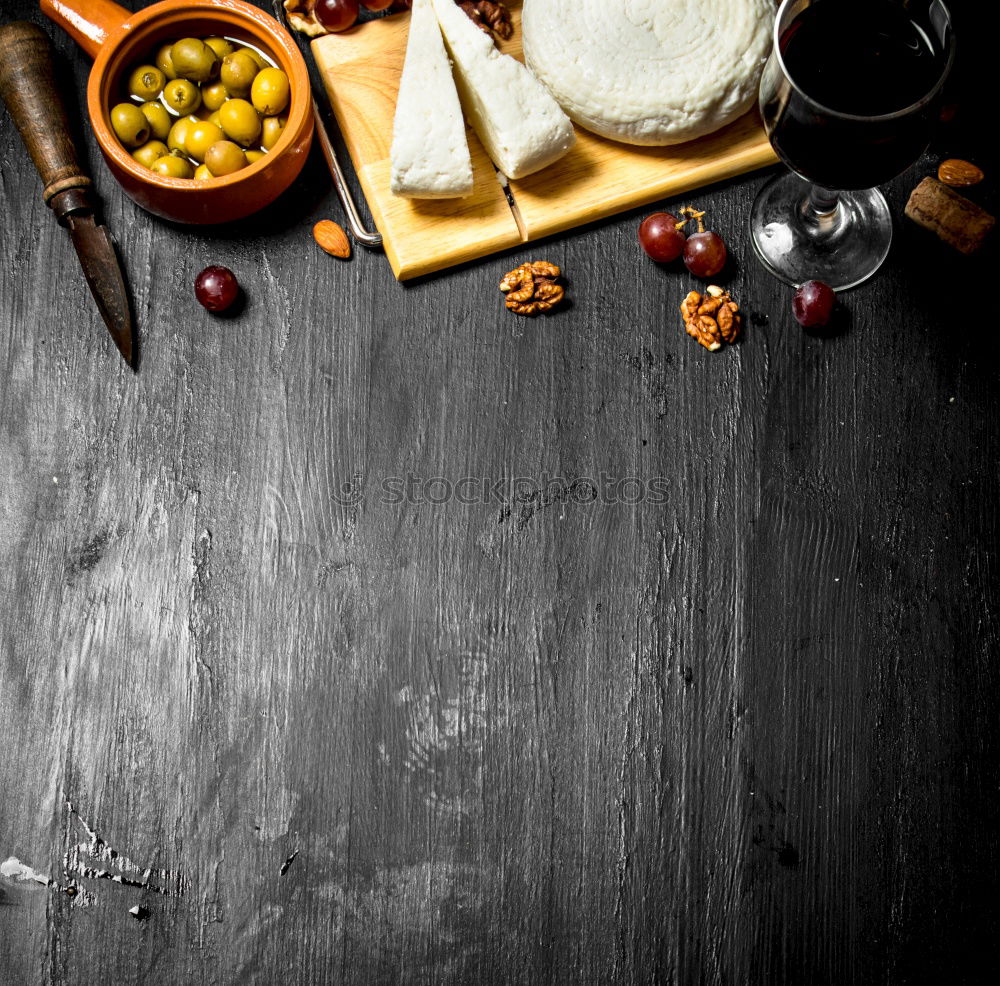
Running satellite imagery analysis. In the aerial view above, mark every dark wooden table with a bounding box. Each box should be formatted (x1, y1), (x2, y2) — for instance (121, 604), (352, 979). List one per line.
(1, 2), (997, 983)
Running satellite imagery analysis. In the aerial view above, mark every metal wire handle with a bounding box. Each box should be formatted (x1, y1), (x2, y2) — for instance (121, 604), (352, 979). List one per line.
(310, 102), (382, 248)
(273, 0), (383, 249)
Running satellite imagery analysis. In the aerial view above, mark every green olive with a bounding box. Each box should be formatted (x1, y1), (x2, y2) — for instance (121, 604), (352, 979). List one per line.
(185, 121), (226, 163)
(218, 98), (261, 147)
(152, 152), (194, 179)
(201, 81), (228, 112)
(155, 42), (177, 80)
(193, 163), (213, 180)
(140, 101), (172, 140)
(110, 102), (151, 147)
(237, 46), (269, 70)
(163, 78), (202, 115)
(260, 114), (286, 151)
(250, 67), (289, 117)
(131, 139), (169, 169)
(167, 115), (198, 154)
(127, 64), (165, 101)
(245, 149), (266, 164)
(170, 38), (219, 83)
(219, 50), (259, 98)
(204, 36), (235, 60)
(205, 140), (247, 177)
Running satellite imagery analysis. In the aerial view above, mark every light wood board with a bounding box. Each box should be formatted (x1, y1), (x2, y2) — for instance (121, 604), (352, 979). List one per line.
(313, 2), (778, 280)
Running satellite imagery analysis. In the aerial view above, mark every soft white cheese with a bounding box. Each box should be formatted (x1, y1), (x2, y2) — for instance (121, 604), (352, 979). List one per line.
(430, 0), (575, 180)
(522, 0), (773, 146)
(390, 0), (474, 198)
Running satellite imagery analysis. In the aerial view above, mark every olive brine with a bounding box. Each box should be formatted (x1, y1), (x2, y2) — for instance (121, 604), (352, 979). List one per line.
(110, 37), (291, 180)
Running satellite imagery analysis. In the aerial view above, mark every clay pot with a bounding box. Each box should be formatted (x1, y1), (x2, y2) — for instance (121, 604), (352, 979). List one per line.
(41, 0), (314, 223)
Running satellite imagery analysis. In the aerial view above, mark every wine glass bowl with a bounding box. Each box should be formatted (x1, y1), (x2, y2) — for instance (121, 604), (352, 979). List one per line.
(750, 0), (955, 290)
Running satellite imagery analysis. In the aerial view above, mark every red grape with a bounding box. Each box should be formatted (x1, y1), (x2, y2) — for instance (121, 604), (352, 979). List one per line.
(792, 280), (836, 327)
(638, 212), (686, 263)
(314, 0), (360, 31)
(683, 231), (727, 278)
(195, 266), (240, 313)
(360, 0), (395, 9)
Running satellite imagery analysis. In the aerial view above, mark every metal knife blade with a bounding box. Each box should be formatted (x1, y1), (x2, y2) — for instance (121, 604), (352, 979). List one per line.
(66, 213), (135, 369)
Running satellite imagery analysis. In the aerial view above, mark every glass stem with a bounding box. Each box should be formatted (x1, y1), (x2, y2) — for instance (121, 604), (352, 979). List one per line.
(809, 185), (840, 215)
(802, 185), (843, 239)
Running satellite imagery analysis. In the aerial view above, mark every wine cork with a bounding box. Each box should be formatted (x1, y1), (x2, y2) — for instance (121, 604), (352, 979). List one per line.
(905, 177), (995, 255)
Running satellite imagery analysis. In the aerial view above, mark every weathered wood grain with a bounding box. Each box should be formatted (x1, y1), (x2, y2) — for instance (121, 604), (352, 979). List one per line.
(1, 2), (998, 984)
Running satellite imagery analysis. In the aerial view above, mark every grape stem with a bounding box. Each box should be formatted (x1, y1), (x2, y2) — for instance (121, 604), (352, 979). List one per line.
(676, 206), (706, 233)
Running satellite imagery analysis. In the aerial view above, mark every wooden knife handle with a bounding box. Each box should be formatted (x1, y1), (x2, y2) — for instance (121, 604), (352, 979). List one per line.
(0, 21), (91, 205)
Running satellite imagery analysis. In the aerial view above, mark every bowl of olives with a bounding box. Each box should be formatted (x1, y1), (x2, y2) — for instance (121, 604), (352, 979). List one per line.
(41, 0), (315, 224)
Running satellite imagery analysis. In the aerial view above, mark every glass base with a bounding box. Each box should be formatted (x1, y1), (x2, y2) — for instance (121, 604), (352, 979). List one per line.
(750, 172), (893, 290)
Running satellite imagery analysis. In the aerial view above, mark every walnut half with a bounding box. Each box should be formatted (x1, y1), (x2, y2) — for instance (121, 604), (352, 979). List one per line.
(284, 0), (326, 38)
(680, 286), (741, 351)
(499, 261), (565, 316)
(459, 1), (514, 41)
(284, 0), (514, 41)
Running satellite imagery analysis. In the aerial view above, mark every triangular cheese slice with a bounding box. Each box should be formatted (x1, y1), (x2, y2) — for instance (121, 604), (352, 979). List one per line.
(430, 0), (575, 180)
(390, 0), (474, 198)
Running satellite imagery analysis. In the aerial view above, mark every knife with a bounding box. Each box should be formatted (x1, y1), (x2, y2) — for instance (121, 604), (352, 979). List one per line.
(0, 21), (135, 369)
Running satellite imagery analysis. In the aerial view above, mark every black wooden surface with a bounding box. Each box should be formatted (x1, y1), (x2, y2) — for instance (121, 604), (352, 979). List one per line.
(1, 2), (997, 984)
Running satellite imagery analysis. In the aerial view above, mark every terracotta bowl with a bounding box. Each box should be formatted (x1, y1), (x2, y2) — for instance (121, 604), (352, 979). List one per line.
(41, 0), (315, 224)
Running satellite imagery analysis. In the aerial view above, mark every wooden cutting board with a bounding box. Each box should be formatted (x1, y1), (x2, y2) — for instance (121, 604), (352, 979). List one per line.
(312, 2), (778, 281)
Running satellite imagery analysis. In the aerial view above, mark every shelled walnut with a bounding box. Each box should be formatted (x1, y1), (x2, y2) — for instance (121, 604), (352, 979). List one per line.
(680, 286), (741, 351)
(499, 261), (565, 316)
(459, 1), (514, 40)
(284, 0), (513, 40)
(284, 0), (326, 38)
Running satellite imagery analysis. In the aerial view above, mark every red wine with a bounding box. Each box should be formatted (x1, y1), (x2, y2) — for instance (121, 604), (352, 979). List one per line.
(783, 1), (941, 115)
(762, 0), (948, 189)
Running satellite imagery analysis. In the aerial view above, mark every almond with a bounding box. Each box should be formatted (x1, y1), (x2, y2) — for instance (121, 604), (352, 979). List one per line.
(312, 220), (351, 259)
(937, 159), (984, 188)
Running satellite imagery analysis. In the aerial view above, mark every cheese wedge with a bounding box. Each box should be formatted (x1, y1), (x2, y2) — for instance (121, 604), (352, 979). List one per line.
(390, 0), (474, 198)
(522, 0), (772, 146)
(429, 0), (575, 180)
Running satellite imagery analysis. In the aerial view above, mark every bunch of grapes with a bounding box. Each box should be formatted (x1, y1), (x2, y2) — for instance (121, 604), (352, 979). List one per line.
(638, 207), (727, 278)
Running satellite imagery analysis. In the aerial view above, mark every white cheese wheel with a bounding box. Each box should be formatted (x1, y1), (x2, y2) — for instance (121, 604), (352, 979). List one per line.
(391, 0), (473, 197)
(430, 0), (575, 180)
(522, 0), (773, 146)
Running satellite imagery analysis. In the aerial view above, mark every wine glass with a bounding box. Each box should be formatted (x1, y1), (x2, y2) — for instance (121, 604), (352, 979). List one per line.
(750, 0), (955, 290)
